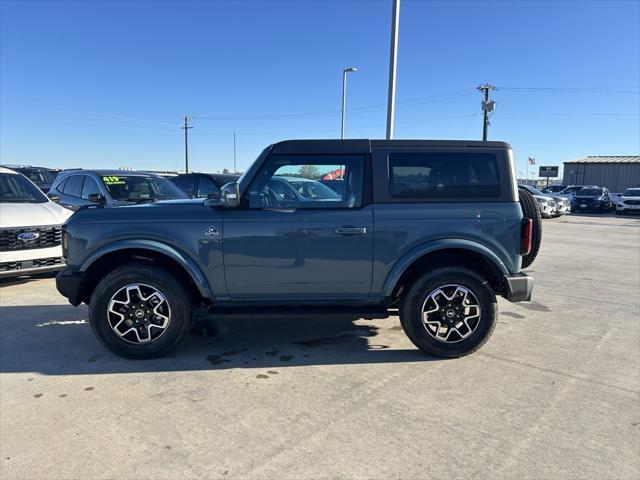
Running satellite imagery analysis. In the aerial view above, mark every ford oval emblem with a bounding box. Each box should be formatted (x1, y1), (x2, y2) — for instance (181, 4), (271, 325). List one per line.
(17, 232), (40, 242)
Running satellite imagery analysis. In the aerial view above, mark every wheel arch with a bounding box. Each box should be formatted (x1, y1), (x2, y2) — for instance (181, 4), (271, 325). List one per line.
(382, 240), (509, 304)
(78, 240), (214, 305)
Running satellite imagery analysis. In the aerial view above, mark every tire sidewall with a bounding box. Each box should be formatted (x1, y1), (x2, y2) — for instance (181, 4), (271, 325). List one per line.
(400, 268), (497, 358)
(89, 265), (192, 359)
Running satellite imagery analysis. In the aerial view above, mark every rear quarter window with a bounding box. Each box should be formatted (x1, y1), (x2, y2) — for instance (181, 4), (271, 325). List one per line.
(389, 152), (500, 199)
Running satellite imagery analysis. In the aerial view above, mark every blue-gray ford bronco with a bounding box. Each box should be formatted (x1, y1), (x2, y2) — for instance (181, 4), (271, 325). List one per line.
(57, 140), (539, 359)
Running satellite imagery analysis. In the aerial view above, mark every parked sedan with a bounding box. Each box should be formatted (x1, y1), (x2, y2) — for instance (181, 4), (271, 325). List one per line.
(616, 188), (640, 215)
(169, 173), (240, 198)
(571, 187), (612, 213)
(49, 170), (188, 211)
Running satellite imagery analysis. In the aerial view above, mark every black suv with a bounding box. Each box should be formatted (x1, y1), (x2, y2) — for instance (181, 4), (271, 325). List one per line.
(169, 173), (240, 198)
(5, 165), (57, 193)
(48, 170), (188, 211)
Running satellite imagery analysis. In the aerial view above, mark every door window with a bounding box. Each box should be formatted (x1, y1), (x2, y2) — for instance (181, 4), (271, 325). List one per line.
(63, 175), (83, 198)
(171, 175), (197, 196)
(246, 155), (364, 209)
(81, 176), (101, 200)
(197, 176), (219, 198)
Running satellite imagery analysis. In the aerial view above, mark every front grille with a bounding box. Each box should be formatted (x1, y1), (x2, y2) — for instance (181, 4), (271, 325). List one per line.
(0, 256), (64, 272)
(0, 225), (62, 252)
(623, 200), (640, 205)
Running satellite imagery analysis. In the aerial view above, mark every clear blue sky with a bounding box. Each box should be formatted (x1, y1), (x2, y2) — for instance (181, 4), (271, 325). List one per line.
(1, 0), (638, 177)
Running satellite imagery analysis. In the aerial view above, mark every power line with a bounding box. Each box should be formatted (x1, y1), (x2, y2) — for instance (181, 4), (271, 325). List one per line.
(191, 89), (475, 121)
(497, 86), (639, 94)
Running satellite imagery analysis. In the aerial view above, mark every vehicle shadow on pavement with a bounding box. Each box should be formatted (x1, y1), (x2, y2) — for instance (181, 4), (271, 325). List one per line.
(0, 304), (438, 376)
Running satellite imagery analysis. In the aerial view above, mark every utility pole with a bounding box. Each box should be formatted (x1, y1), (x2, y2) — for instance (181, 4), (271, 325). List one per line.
(233, 132), (237, 173)
(477, 84), (496, 141)
(386, 0), (400, 140)
(181, 114), (192, 173)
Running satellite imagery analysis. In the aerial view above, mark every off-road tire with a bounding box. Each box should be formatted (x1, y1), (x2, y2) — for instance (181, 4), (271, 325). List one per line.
(518, 186), (542, 268)
(89, 263), (193, 359)
(399, 266), (497, 358)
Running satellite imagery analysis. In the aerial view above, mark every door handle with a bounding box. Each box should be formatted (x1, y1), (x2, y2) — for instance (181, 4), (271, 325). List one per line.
(334, 227), (367, 235)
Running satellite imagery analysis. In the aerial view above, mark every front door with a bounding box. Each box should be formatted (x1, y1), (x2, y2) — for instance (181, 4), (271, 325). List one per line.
(223, 154), (373, 300)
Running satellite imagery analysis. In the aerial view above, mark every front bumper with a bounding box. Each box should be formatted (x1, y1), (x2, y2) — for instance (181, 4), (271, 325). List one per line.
(617, 203), (640, 212)
(503, 272), (534, 302)
(56, 268), (86, 306)
(0, 258), (65, 278)
(572, 202), (609, 211)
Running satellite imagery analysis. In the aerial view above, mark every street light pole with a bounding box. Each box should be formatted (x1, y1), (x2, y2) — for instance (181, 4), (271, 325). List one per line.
(341, 67), (357, 139)
(386, 0), (400, 140)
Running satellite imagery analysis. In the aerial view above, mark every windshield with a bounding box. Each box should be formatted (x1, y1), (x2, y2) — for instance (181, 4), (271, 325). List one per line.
(101, 175), (188, 202)
(0, 172), (49, 203)
(623, 189), (640, 197)
(577, 188), (603, 196)
(288, 180), (341, 199)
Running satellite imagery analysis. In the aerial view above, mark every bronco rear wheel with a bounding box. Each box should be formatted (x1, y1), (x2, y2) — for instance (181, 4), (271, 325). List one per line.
(518, 186), (542, 268)
(89, 263), (193, 359)
(399, 266), (497, 358)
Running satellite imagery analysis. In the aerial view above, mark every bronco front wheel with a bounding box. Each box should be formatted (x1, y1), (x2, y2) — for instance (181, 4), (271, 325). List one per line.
(89, 263), (193, 359)
(399, 267), (497, 358)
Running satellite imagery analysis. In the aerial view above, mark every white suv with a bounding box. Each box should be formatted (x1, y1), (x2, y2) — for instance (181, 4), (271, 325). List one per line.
(616, 188), (640, 215)
(0, 167), (72, 278)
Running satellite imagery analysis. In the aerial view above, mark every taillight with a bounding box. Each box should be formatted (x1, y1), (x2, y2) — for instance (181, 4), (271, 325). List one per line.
(521, 218), (533, 256)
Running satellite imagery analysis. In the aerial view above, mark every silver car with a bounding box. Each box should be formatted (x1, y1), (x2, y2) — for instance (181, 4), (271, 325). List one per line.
(520, 184), (569, 217)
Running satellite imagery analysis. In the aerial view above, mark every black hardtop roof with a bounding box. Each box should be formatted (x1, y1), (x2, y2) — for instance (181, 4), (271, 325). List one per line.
(270, 139), (511, 154)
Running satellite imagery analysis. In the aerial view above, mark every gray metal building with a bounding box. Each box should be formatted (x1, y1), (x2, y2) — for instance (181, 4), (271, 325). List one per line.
(563, 156), (640, 192)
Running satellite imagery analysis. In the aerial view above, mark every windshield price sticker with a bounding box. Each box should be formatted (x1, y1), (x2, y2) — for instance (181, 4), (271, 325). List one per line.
(103, 176), (126, 185)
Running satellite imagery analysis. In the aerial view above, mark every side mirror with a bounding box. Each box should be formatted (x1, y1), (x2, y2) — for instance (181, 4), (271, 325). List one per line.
(203, 191), (223, 208)
(220, 182), (240, 209)
(88, 193), (106, 204)
(47, 194), (61, 203)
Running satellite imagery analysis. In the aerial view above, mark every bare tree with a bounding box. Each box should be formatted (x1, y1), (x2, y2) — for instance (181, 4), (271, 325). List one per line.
(298, 165), (320, 179)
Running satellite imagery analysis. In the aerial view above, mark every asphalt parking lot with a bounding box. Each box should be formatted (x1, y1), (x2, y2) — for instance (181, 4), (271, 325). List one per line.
(1, 213), (639, 479)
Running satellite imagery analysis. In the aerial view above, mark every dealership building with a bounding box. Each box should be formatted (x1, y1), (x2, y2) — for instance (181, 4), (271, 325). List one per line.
(563, 156), (640, 192)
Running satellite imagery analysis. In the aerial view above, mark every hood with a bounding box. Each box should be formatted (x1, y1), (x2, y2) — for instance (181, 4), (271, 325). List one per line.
(574, 194), (603, 199)
(534, 195), (554, 202)
(0, 201), (73, 228)
(121, 198), (205, 208)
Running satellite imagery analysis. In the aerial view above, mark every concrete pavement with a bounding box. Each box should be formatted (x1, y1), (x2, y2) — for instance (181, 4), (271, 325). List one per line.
(1, 213), (639, 479)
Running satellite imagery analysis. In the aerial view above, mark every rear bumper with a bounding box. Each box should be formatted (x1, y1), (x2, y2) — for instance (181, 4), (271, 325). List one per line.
(503, 272), (534, 302)
(56, 268), (86, 306)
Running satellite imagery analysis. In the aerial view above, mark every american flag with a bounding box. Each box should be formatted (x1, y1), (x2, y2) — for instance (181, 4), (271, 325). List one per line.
(528, 157), (536, 165)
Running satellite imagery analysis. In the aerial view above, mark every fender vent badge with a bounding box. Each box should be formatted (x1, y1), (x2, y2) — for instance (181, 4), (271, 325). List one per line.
(205, 226), (219, 237)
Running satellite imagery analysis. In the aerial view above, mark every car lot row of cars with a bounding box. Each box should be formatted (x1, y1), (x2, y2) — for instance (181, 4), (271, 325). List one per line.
(540, 184), (640, 214)
(524, 183), (640, 216)
(2, 163), (639, 280)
